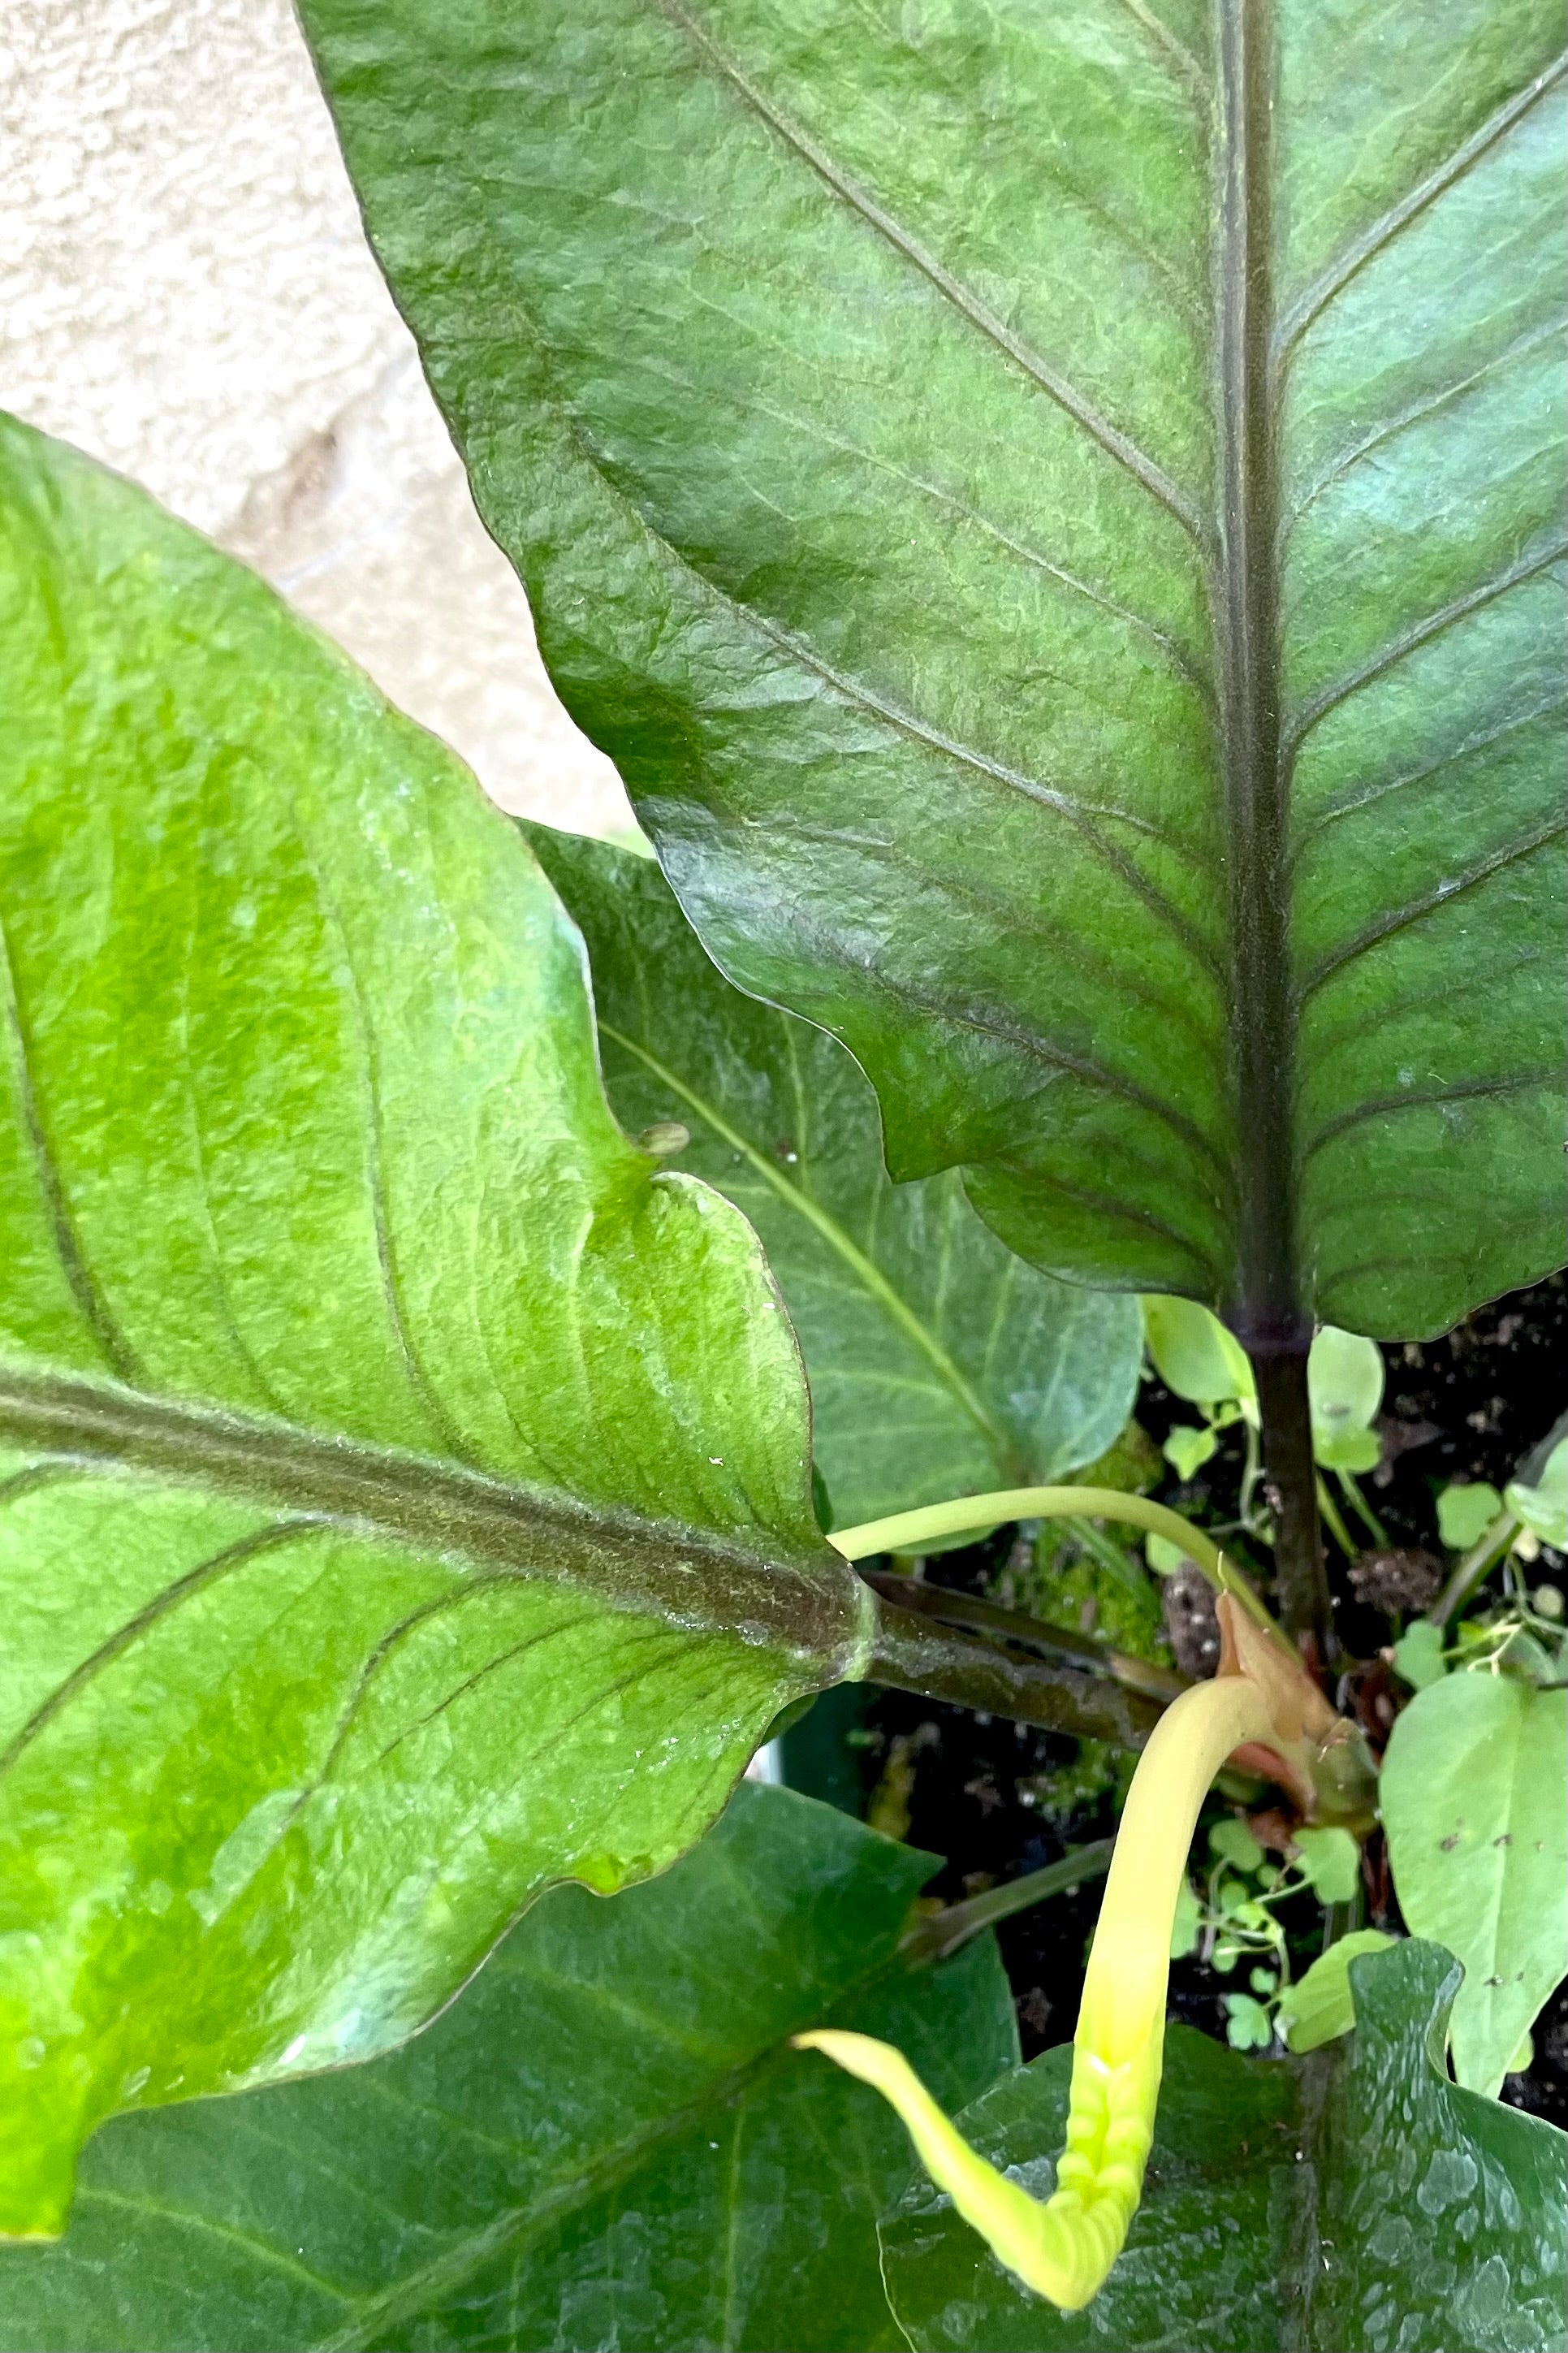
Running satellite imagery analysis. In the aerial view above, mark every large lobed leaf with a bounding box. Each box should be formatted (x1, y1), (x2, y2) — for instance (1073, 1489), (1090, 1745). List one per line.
(0, 1785), (1017, 2353)
(0, 416), (870, 2235)
(301, 0), (1568, 1343)
(880, 1941), (1568, 2353)
(527, 824), (1141, 1528)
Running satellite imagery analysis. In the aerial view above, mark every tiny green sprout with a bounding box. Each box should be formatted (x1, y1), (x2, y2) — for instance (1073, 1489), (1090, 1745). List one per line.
(1208, 1817), (1264, 1874)
(795, 1594), (1350, 2312)
(1222, 1992), (1274, 2051)
(1292, 1826), (1360, 1906)
(1164, 1422), (1220, 1480)
(1436, 1481), (1505, 1552)
(1392, 1619), (1447, 1689)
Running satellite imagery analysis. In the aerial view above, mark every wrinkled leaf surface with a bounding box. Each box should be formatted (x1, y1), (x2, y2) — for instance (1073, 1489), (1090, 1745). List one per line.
(302, 0), (1568, 1342)
(0, 417), (865, 2233)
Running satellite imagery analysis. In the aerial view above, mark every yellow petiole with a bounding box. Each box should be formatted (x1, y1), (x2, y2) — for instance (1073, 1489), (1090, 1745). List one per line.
(795, 1599), (1287, 2312)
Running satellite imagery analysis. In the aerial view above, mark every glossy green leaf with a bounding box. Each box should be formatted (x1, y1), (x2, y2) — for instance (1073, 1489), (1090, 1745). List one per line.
(880, 1941), (1567, 2351)
(526, 824), (1140, 1528)
(1381, 1671), (1568, 2094)
(301, 0), (1568, 1346)
(0, 1785), (1017, 2352)
(0, 415), (873, 2236)
(1309, 1944), (1568, 2353)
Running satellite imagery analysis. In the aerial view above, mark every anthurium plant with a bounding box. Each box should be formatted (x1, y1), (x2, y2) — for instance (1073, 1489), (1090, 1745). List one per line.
(2, 0), (1565, 2346)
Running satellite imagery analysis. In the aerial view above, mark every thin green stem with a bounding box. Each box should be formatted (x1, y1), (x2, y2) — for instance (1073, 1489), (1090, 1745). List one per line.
(835, 1486), (1289, 1654)
(1427, 1507), (1520, 1629)
(1335, 1468), (1389, 1548)
(831, 1486), (1227, 1581)
(901, 1840), (1117, 1965)
(1315, 1474), (1358, 1559)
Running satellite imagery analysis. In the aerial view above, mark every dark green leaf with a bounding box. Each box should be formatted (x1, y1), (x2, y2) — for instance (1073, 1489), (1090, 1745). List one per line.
(0, 416), (870, 2235)
(0, 1784), (1018, 2353)
(1308, 1943), (1568, 2353)
(880, 1941), (1567, 2351)
(528, 824), (1141, 1528)
(300, 0), (1566, 1343)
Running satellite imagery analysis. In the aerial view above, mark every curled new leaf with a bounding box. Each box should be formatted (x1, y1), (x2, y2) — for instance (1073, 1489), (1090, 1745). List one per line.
(799, 1603), (1285, 2310)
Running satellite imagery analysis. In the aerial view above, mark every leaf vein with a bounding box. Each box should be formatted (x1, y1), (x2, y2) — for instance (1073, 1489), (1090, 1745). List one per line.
(1282, 541), (1568, 761)
(654, 0), (1210, 546)
(1273, 52), (1568, 374)
(1295, 817), (1566, 1006)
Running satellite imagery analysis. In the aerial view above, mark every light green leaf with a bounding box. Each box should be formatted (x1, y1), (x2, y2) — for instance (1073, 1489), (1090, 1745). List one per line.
(1313, 1427), (1381, 1473)
(300, 0), (1568, 1343)
(1292, 1825), (1360, 1905)
(1306, 1326), (1384, 1443)
(879, 1942), (1567, 2351)
(1508, 1436), (1568, 1549)
(1381, 1672), (1568, 2093)
(1392, 1620), (1449, 1689)
(1143, 1297), (1255, 1408)
(1162, 1422), (1220, 1480)
(525, 824), (1140, 1529)
(1436, 1479), (1505, 1551)
(1208, 1817), (1265, 1875)
(1276, 1929), (1397, 2053)
(0, 1785), (1017, 2353)
(0, 417), (870, 2235)
(1222, 1992), (1274, 2050)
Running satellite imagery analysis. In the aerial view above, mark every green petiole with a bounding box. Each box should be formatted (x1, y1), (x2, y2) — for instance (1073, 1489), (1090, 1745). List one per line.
(830, 1485), (1228, 1584)
(832, 1486), (1289, 1653)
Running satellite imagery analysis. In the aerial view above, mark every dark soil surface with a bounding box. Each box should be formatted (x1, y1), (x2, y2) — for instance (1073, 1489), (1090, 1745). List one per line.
(782, 1273), (1568, 2123)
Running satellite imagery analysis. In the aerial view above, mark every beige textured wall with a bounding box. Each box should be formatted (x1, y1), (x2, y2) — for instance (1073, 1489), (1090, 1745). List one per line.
(2, 0), (632, 836)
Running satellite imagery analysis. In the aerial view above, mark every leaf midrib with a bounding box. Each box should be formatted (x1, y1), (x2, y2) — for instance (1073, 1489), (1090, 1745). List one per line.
(0, 1367), (860, 1663)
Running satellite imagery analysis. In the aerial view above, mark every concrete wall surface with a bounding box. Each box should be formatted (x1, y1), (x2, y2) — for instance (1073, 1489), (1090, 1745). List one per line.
(2, 0), (632, 835)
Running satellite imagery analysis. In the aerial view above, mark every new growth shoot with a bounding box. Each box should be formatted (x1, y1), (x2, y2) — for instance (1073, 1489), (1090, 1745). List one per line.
(797, 1594), (1349, 2312)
